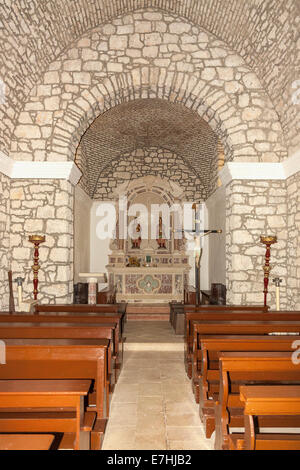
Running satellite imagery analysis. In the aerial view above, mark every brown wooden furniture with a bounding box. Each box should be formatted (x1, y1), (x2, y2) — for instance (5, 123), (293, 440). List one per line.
(169, 303), (185, 335)
(97, 286), (116, 304)
(192, 320), (300, 403)
(215, 352), (300, 450)
(73, 283), (89, 304)
(235, 385), (300, 450)
(210, 283), (226, 305)
(0, 322), (117, 392)
(0, 434), (55, 450)
(0, 342), (109, 449)
(184, 286), (196, 305)
(0, 314), (124, 377)
(34, 303), (127, 328)
(198, 335), (300, 438)
(35, 303), (126, 314)
(0, 379), (91, 450)
(201, 290), (211, 305)
(184, 310), (300, 379)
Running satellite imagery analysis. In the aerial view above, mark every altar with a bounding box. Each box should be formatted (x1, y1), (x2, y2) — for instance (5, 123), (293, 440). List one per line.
(106, 176), (191, 303)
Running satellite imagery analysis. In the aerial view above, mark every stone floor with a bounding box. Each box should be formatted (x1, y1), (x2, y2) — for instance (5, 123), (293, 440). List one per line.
(102, 321), (214, 450)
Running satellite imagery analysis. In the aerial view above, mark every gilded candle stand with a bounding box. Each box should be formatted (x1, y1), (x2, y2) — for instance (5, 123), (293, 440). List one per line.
(260, 235), (277, 307)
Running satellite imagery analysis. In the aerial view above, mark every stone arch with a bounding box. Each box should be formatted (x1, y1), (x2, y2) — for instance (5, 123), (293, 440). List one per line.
(9, 10), (287, 164)
(1, 2), (297, 157)
(51, 70), (235, 164)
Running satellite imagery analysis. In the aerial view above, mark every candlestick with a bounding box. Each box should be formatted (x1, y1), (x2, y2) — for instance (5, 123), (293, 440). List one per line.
(29, 235), (45, 300)
(260, 235), (277, 307)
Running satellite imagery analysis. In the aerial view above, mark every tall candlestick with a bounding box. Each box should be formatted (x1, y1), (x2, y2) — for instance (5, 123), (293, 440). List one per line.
(29, 235), (45, 300)
(260, 235), (277, 307)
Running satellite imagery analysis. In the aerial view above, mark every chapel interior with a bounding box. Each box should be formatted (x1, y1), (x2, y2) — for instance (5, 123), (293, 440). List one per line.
(0, 0), (299, 452)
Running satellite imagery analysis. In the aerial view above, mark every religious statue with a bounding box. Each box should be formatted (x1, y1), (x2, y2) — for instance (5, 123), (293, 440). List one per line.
(156, 215), (167, 249)
(131, 218), (142, 249)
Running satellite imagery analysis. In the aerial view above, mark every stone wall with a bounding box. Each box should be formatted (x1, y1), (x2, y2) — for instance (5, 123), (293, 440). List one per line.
(226, 179), (288, 310)
(9, 179), (74, 305)
(0, 172), (11, 310)
(286, 172), (300, 310)
(8, 10), (286, 166)
(1, 2), (297, 157)
(93, 147), (207, 201)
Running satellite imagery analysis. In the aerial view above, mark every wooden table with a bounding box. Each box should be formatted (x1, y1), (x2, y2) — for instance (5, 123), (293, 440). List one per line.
(0, 379), (91, 450)
(0, 434), (54, 450)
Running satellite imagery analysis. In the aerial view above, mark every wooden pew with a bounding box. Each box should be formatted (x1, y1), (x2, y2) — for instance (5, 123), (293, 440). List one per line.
(192, 320), (300, 402)
(0, 341), (109, 449)
(34, 303), (127, 328)
(185, 308), (271, 375)
(0, 314), (124, 379)
(185, 312), (300, 379)
(0, 379), (91, 450)
(198, 335), (300, 438)
(169, 303), (184, 334)
(170, 304), (269, 337)
(0, 434), (55, 450)
(230, 385), (300, 450)
(215, 352), (300, 450)
(0, 322), (117, 391)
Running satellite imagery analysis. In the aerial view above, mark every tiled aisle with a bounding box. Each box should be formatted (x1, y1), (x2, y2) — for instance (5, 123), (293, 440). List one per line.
(102, 321), (214, 450)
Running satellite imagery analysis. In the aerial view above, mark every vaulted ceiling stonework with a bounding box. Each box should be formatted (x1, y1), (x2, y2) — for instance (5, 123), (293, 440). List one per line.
(1, 0), (298, 158)
(77, 98), (219, 200)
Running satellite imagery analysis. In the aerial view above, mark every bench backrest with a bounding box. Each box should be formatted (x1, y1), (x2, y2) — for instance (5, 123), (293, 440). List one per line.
(0, 314), (123, 340)
(0, 343), (108, 418)
(0, 322), (117, 356)
(35, 303), (127, 314)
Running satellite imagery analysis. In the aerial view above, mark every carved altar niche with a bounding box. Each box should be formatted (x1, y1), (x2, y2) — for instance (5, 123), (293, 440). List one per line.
(106, 176), (191, 303)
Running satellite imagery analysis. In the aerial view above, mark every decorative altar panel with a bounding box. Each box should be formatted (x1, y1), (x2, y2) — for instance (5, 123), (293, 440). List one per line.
(108, 267), (189, 303)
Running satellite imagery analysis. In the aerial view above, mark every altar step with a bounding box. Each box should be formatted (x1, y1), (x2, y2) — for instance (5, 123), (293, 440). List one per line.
(126, 304), (170, 321)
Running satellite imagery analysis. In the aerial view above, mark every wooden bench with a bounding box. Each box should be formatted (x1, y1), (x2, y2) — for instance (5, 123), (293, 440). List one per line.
(184, 307), (278, 376)
(0, 433), (55, 450)
(0, 379), (91, 450)
(192, 320), (300, 402)
(172, 304), (269, 338)
(198, 335), (300, 438)
(215, 352), (300, 450)
(169, 303), (184, 334)
(230, 385), (300, 450)
(185, 311), (300, 379)
(35, 303), (127, 326)
(0, 341), (109, 449)
(0, 322), (118, 391)
(0, 314), (124, 379)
